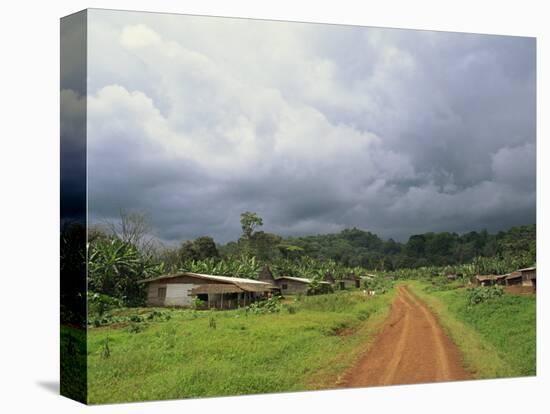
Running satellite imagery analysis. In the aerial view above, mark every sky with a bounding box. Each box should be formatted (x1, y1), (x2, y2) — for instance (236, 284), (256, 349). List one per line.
(68, 9), (536, 243)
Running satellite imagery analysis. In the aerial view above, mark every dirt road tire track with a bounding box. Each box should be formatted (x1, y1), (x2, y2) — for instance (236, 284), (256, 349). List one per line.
(344, 285), (470, 387)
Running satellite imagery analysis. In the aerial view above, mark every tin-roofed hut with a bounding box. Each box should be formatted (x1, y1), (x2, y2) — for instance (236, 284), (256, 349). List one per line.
(338, 273), (361, 289)
(139, 272), (276, 309)
(274, 276), (331, 295)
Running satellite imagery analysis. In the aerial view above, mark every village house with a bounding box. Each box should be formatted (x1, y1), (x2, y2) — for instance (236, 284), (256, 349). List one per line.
(504, 271), (522, 286)
(474, 274), (507, 286)
(257, 265), (281, 295)
(274, 276), (331, 295)
(338, 273), (361, 289)
(139, 272), (276, 309)
(518, 266), (536, 289)
(505, 267), (536, 287)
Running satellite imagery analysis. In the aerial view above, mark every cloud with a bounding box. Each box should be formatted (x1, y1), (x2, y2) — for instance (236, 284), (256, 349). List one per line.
(86, 10), (536, 243)
(120, 24), (161, 48)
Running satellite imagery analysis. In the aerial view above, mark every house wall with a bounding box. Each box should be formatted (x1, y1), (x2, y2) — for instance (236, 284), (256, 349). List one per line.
(165, 283), (195, 306)
(146, 282), (195, 307)
(521, 270), (536, 287)
(522, 278), (534, 287)
(146, 282), (165, 306)
(339, 279), (359, 289)
(276, 279), (309, 295)
(506, 277), (522, 286)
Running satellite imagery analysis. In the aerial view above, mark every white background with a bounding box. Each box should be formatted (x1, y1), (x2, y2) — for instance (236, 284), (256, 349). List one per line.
(0, 0), (547, 412)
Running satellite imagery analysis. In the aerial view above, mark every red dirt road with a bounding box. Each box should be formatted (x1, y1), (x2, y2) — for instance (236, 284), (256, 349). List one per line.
(344, 285), (470, 387)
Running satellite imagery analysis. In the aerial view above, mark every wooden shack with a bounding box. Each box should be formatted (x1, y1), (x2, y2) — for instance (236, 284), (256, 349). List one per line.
(505, 271), (522, 286)
(338, 273), (361, 289)
(139, 272), (275, 309)
(274, 276), (331, 295)
(274, 276), (310, 295)
(518, 266), (536, 289)
(475, 274), (507, 286)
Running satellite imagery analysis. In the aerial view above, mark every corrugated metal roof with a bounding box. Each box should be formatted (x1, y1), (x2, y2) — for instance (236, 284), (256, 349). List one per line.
(275, 276), (331, 285)
(475, 274), (507, 281)
(505, 271), (522, 280)
(191, 284), (244, 294)
(518, 266), (536, 272)
(138, 272), (274, 292)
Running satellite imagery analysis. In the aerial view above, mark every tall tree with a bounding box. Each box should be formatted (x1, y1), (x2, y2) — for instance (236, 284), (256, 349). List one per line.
(240, 211), (263, 240)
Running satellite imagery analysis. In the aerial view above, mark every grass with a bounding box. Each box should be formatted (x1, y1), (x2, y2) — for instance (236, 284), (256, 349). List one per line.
(87, 290), (395, 404)
(407, 281), (536, 379)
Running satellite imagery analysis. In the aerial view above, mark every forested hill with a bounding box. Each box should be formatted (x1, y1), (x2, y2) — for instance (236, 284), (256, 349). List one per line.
(278, 224), (535, 270)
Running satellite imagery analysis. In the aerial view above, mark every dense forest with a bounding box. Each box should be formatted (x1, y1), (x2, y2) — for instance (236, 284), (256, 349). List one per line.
(171, 213), (534, 271)
(276, 225), (536, 270)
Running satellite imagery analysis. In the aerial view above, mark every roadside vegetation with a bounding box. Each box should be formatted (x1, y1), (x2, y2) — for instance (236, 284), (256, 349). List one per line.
(408, 281), (536, 379)
(87, 290), (395, 404)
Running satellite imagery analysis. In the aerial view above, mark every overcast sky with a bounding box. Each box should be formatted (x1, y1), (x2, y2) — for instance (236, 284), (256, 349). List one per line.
(76, 9), (536, 243)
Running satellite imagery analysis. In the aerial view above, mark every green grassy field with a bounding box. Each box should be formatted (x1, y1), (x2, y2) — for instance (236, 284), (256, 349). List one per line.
(87, 290), (395, 404)
(408, 281), (536, 379)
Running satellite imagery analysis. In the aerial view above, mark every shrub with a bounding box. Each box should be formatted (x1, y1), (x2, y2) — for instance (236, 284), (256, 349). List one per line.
(467, 285), (504, 305)
(129, 314), (143, 323)
(127, 323), (146, 334)
(246, 296), (282, 314)
(192, 298), (206, 310)
(88, 292), (123, 317)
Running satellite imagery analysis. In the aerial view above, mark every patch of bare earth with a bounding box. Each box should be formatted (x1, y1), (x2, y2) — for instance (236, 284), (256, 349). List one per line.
(342, 285), (471, 387)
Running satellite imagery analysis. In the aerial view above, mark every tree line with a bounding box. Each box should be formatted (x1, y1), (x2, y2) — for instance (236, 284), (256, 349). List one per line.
(159, 213), (535, 272)
(61, 209), (535, 314)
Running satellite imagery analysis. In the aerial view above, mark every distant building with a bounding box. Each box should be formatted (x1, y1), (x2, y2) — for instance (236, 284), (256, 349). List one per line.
(475, 274), (507, 286)
(504, 271), (522, 286)
(258, 265), (281, 295)
(338, 273), (361, 289)
(139, 272), (275, 309)
(274, 276), (331, 295)
(505, 267), (536, 290)
(518, 266), (536, 289)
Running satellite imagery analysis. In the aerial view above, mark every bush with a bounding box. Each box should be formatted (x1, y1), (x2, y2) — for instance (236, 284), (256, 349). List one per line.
(361, 277), (393, 294)
(246, 296), (282, 314)
(88, 292), (123, 317)
(192, 298), (206, 310)
(467, 285), (504, 305)
(127, 323), (147, 334)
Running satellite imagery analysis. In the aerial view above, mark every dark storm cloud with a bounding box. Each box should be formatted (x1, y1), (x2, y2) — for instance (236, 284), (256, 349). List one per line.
(86, 10), (535, 243)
